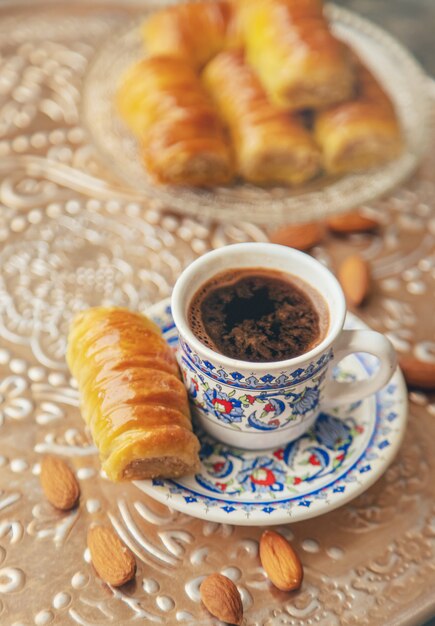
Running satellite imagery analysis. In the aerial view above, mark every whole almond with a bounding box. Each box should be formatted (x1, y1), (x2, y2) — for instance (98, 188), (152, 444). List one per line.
(398, 355), (435, 390)
(40, 456), (80, 511)
(338, 254), (371, 307)
(269, 221), (324, 251)
(259, 530), (303, 592)
(200, 573), (243, 625)
(88, 525), (136, 587)
(327, 211), (379, 234)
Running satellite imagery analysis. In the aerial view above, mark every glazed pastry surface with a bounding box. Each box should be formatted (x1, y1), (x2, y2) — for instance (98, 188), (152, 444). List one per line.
(142, 1), (240, 70)
(315, 55), (402, 174)
(117, 56), (234, 186)
(236, 0), (354, 110)
(66, 307), (200, 482)
(203, 50), (321, 185)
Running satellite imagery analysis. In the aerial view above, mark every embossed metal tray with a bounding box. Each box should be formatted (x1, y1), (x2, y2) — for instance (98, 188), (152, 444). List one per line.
(0, 2), (434, 625)
(81, 1), (430, 224)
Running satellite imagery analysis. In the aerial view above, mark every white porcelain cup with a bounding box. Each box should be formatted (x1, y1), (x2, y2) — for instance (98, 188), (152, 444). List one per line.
(171, 243), (397, 450)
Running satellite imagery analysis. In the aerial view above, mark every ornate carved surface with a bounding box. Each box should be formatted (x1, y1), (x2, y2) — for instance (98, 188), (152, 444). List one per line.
(0, 2), (434, 625)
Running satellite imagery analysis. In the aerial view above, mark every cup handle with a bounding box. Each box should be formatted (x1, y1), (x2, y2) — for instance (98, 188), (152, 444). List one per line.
(323, 329), (397, 407)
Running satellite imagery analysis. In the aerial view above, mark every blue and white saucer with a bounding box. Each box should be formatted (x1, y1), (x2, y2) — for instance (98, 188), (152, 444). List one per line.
(135, 300), (407, 526)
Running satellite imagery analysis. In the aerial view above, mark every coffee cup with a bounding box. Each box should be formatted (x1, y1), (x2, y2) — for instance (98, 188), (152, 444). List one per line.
(171, 243), (397, 450)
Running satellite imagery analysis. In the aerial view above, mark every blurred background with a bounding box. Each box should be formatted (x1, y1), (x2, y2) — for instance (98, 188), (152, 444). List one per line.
(335, 0), (434, 74)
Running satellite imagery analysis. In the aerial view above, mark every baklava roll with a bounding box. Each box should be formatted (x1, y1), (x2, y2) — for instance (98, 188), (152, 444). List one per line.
(203, 50), (320, 185)
(66, 308), (200, 482)
(142, 1), (240, 70)
(117, 56), (234, 186)
(236, 0), (354, 110)
(315, 57), (402, 174)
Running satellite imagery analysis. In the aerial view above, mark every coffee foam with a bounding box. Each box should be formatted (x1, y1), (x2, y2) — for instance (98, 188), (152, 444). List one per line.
(188, 268), (330, 359)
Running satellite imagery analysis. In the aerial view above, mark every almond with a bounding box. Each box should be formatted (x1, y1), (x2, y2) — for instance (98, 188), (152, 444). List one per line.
(40, 456), (80, 511)
(269, 221), (324, 251)
(327, 211), (379, 234)
(200, 573), (243, 625)
(88, 525), (136, 587)
(338, 254), (371, 307)
(398, 354), (435, 390)
(259, 530), (303, 592)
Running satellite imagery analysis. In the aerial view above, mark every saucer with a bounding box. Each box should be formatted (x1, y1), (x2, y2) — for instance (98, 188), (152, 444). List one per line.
(135, 299), (407, 526)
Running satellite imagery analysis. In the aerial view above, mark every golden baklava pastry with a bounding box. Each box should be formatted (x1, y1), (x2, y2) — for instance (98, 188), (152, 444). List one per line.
(116, 56), (234, 186)
(66, 307), (200, 482)
(315, 56), (402, 174)
(203, 50), (320, 185)
(142, 1), (240, 70)
(236, 0), (354, 110)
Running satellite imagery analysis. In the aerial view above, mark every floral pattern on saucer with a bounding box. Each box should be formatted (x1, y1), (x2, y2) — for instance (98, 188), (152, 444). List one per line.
(135, 301), (407, 525)
(194, 412), (363, 497)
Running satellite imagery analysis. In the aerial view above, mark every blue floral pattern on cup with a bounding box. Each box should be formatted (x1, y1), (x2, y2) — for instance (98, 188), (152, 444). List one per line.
(180, 366), (328, 432)
(179, 336), (333, 390)
(203, 388), (244, 423)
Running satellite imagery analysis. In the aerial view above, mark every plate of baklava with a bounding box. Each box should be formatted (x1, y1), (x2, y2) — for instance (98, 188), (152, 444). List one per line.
(82, 0), (430, 223)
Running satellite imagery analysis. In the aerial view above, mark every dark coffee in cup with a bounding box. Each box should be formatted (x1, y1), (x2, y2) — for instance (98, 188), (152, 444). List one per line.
(188, 268), (329, 362)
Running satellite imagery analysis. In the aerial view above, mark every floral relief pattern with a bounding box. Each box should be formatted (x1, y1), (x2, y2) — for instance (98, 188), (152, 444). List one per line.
(0, 376), (32, 425)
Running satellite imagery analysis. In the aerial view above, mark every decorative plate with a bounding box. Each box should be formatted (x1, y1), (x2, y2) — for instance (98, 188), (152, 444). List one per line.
(135, 299), (408, 526)
(81, 2), (430, 225)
